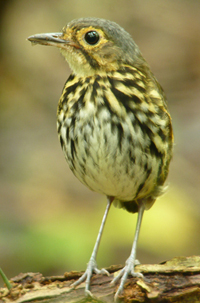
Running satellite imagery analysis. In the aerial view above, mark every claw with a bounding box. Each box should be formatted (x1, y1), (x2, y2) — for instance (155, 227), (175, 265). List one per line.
(113, 270), (143, 300)
(71, 258), (109, 296)
(96, 268), (110, 276)
(85, 289), (94, 297)
(71, 271), (87, 288)
(112, 259), (144, 300)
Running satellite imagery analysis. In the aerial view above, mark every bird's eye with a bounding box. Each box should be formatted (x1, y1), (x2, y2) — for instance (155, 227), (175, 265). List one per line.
(84, 31), (100, 45)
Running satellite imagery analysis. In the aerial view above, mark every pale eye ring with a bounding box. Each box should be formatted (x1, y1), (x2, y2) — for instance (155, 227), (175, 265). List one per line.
(84, 31), (100, 45)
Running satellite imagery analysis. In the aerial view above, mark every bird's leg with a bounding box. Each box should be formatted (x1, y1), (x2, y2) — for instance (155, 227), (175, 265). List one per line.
(71, 197), (113, 296)
(111, 203), (145, 300)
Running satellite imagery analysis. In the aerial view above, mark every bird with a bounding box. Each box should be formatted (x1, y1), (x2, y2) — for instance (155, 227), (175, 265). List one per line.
(28, 17), (173, 300)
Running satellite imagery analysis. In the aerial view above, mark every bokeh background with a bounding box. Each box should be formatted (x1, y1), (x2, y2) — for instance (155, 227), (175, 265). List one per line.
(0, 0), (200, 286)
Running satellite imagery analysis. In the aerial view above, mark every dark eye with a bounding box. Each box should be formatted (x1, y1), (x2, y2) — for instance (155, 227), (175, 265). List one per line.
(85, 31), (100, 45)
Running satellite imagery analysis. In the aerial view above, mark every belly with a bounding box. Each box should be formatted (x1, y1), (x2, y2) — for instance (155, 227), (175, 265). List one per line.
(58, 111), (161, 202)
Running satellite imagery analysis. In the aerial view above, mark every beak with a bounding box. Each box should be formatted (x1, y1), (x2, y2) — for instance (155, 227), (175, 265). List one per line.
(27, 32), (80, 49)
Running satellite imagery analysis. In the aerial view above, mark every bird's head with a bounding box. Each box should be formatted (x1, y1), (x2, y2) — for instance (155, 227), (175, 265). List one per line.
(28, 17), (145, 77)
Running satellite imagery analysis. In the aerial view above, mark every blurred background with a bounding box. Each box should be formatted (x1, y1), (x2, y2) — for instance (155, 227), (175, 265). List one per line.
(0, 0), (200, 286)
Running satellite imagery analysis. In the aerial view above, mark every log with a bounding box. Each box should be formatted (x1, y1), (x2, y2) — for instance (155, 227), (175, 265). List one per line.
(0, 256), (200, 303)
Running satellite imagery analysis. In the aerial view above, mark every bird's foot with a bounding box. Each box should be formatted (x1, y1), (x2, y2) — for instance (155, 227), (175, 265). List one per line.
(111, 258), (143, 300)
(71, 258), (110, 296)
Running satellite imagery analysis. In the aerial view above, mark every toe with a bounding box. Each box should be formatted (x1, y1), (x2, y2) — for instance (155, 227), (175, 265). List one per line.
(99, 268), (110, 276)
